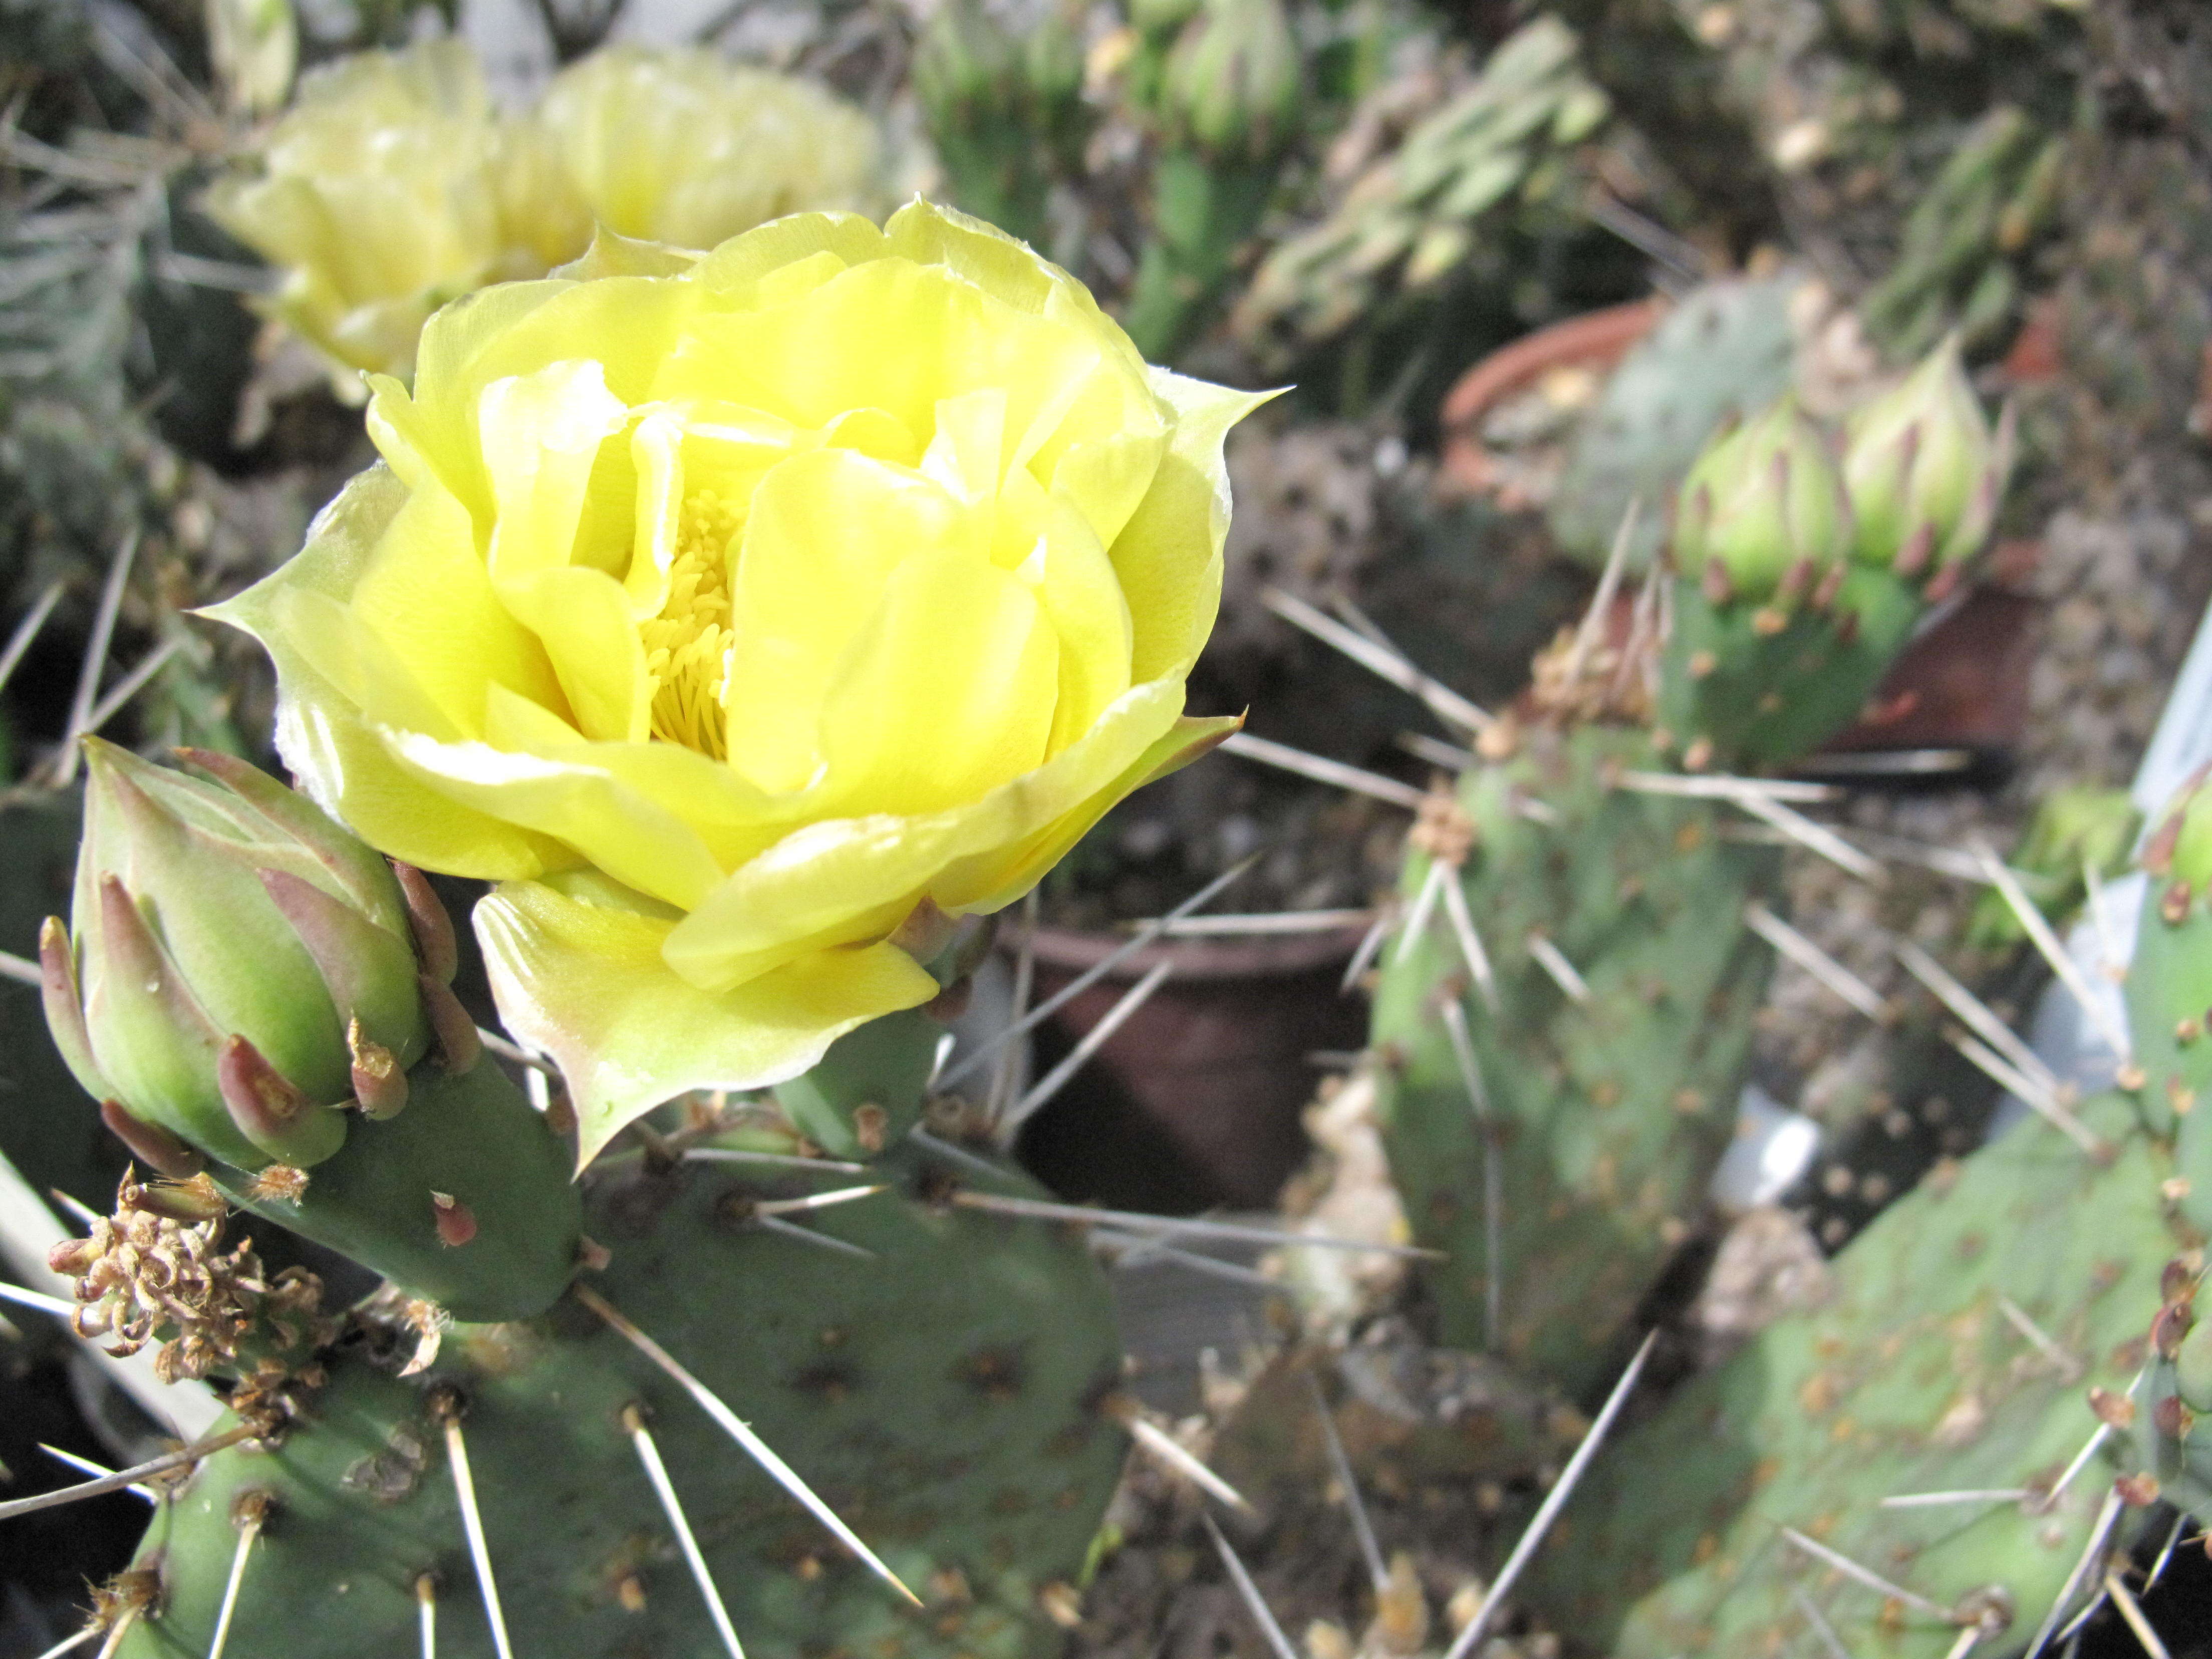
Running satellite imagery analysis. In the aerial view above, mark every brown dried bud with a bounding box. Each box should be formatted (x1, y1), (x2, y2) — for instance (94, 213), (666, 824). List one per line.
(2088, 1386), (2137, 1429)
(2114, 1472), (2162, 1508)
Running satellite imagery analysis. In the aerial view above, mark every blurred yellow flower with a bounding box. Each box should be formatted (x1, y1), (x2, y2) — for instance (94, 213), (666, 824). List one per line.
(211, 202), (1257, 1162)
(538, 45), (879, 252)
(205, 40), (569, 391)
(206, 41), (879, 390)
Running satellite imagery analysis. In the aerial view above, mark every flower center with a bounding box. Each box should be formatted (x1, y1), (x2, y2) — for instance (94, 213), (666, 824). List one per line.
(639, 486), (740, 760)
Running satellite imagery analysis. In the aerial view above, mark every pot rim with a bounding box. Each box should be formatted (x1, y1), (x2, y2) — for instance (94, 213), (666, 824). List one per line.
(1015, 922), (1371, 982)
(1437, 296), (1669, 497)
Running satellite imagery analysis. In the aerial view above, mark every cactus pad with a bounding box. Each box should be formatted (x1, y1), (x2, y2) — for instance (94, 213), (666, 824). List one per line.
(1370, 725), (1776, 1396)
(1526, 1091), (2173, 1657)
(116, 1141), (1126, 1659)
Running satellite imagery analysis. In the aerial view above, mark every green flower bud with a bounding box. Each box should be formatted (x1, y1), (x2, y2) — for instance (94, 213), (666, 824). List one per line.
(43, 740), (453, 1173)
(914, 0), (1020, 133)
(1842, 335), (2015, 577)
(1161, 0), (1301, 165)
(1671, 397), (1852, 604)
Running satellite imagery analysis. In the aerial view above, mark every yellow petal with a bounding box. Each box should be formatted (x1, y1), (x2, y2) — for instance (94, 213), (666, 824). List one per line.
(1022, 499), (1134, 755)
(1114, 370), (1276, 683)
(346, 484), (566, 738)
(815, 547), (1059, 818)
(932, 711), (1241, 912)
(203, 464), (567, 879)
(387, 275), (702, 524)
(689, 210), (887, 294)
(720, 448), (963, 793)
(386, 729), (726, 912)
(475, 876), (936, 1168)
(663, 676), (1182, 991)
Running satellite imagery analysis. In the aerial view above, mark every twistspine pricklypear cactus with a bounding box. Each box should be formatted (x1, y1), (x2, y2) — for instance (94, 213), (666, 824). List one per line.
(1367, 336), (2012, 1402)
(110, 1140), (1126, 1659)
(1512, 768), (2212, 1654)
(1371, 726), (1776, 1397)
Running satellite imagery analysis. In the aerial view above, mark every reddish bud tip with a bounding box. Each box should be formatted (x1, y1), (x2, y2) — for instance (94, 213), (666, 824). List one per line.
(2162, 1256), (2200, 1304)
(98, 1099), (205, 1179)
(431, 1191), (477, 1248)
(392, 863), (459, 983)
(2154, 1300), (2195, 1360)
(1811, 562), (1845, 611)
(217, 1034), (310, 1142)
(1701, 559), (1734, 606)
(347, 1017), (409, 1120)
(1893, 522), (1935, 578)
(2153, 1394), (2195, 1441)
(419, 975), (481, 1073)
(40, 917), (111, 1100)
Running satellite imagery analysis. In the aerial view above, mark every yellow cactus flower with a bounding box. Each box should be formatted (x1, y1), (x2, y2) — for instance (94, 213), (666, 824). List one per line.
(206, 42), (880, 391)
(537, 46), (881, 252)
(203, 40), (583, 390)
(210, 202), (1259, 1164)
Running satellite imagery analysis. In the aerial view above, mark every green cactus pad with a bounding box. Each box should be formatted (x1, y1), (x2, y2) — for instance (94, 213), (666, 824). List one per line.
(211, 1058), (583, 1324)
(1656, 564), (1922, 771)
(1371, 725), (1776, 1397)
(1524, 1093), (2174, 1657)
(117, 1141), (1125, 1659)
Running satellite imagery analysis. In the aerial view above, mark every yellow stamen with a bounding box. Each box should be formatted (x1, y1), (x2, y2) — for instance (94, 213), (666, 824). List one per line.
(639, 487), (740, 759)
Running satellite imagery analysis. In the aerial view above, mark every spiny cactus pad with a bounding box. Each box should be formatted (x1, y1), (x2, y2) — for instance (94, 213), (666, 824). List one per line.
(1656, 564), (1923, 771)
(1371, 725), (1776, 1397)
(212, 1059), (583, 1325)
(117, 1142), (1126, 1659)
(1525, 1092), (2172, 1657)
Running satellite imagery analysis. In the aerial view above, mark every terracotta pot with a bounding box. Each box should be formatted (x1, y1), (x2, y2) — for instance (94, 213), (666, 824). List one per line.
(1008, 925), (1372, 1213)
(1436, 297), (1667, 499)
(1810, 572), (2045, 777)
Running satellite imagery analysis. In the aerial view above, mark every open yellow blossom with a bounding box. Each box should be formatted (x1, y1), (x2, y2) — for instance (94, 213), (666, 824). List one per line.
(210, 202), (1260, 1163)
(205, 41), (879, 390)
